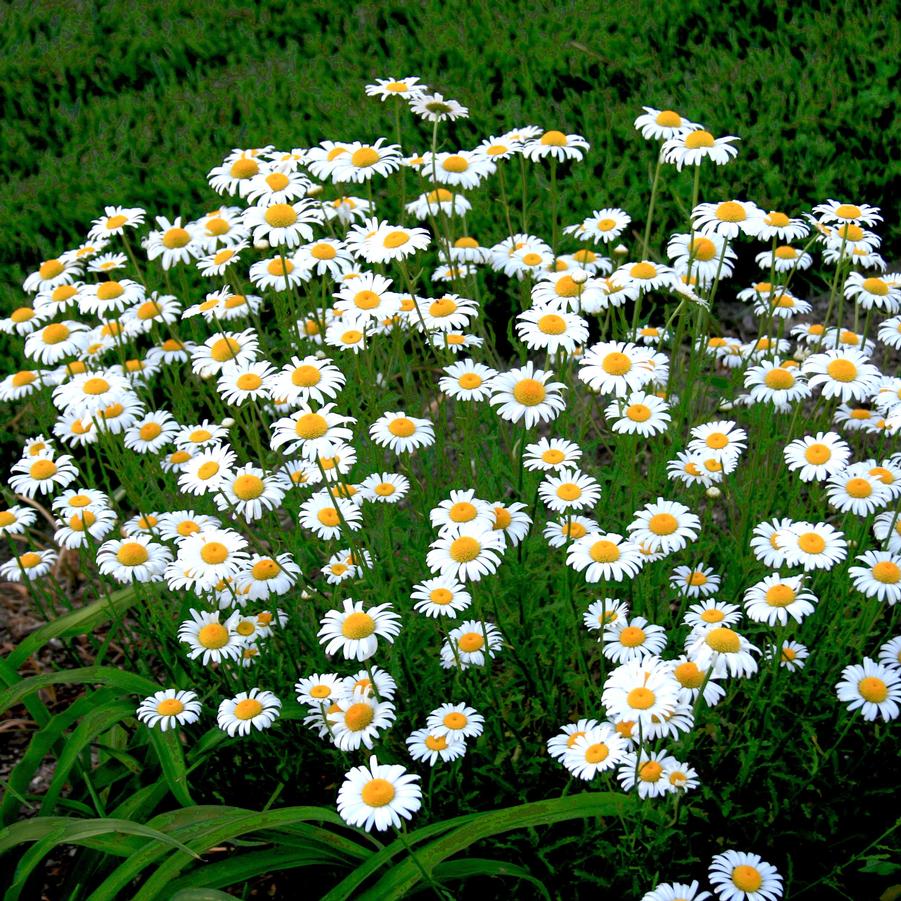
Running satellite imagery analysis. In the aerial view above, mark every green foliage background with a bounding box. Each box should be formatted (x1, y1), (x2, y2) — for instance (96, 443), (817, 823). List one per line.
(3, 0), (900, 300)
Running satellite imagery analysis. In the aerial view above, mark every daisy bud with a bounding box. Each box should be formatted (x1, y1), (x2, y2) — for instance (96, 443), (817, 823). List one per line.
(613, 243), (628, 256)
(570, 268), (589, 284)
(221, 417), (235, 428)
(253, 239), (270, 250)
(706, 486), (721, 499)
(306, 184), (325, 197)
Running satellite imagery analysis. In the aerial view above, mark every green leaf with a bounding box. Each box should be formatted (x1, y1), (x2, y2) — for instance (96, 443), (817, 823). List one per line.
(41, 698), (136, 816)
(1, 688), (120, 826)
(335, 792), (633, 901)
(89, 806), (367, 901)
(170, 891), (237, 901)
(147, 727), (194, 808)
(0, 816), (199, 861)
(5, 586), (139, 671)
(4, 829), (64, 901)
(0, 666), (160, 718)
(433, 857), (550, 899)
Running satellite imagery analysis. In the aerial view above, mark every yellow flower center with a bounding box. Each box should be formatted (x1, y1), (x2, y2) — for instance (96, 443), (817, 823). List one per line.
(590, 540), (621, 563)
(455, 236), (479, 248)
(458, 372), (482, 389)
(39, 259), (65, 280)
(684, 130), (715, 149)
(449, 501), (478, 523)
(430, 588), (453, 605)
(351, 147), (380, 168)
(383, 230), (410, 248)
(233, 698), (263, 720)
(295, 413), (329, 439)
(541, 449), (565, 464)
(235, 373), (262, 392)
(197, 461), (220, 481)
(493, 506), (512, 530)
(161, 227), (190, 249)
(169, 450), (191, 465)
(521, 252), (543, 267)
(706, 432), (729, 449)
(655, 110), (681, 126)
(700, 609), (724, 622)
(252, 558), (281, 580)
(449, 536), (481, 563)
(648, 513), (677, 535)
(556, 483), (582, 501)
(233, 474), (264, 500)
(19, 552), (42, 568)
(674, 661), (704, 688)
(582, 742), (609, 763)
(732, 865), (763, 893)
(858, 676), (888, 702)
(834, 203), (862, 220)
(42, 323), (72, 345)
(625, 403), (651, 422)
(82, 377), (110, 395)
(627, 687), (656, 709)
(639, 760), (663, 782)
(117, 542), (149, 566)
(764, 368), (795, 390)
(602, 352), (632, 375)
(512, 378), (547, 406)
(425, 734), (449, 751)
(157, 698), (184, 716)
(176, 521), (200, 536)
(317, 507), (340, 527)
(200, 541), (229, 564)
(11, 307), (35, 323)
(802, 443), (831, 465)
(619, 626), (646, 647)
(458, 631), (485, 652)
(361, 778), (395, 807)
(230, 158), (259, 179)
(388, 416), (416, 437)
(342, 612), (376, 639)
(264, 204), (298, 228)
(12, 371), (36, 387)
(429, 297), (458, 318)
(68, 511), (96, 531)
(860, 277), (888, 296)
(340, 329), (363, 345)
(765, 584), (796, 606)
(630, 262), (657, 280)
(797, 532), (826, 554)
(705, 627), (740, 653)
(374, 482), (396, 497)
(207, 337), (239, 364)
(715, 201), (746, 222)
(537, 314), (567, 335)
(872, 561), (900, 584)
(552, 275), (580, 297)
(540, 130), (568, 146)
(29, 458), (57, 480)
(827, 358), (858, 382)
(442, 154), (469, 173)
(845, 477), (872, 499)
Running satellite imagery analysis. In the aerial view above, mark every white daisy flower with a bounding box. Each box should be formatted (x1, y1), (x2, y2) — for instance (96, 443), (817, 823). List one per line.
(318, 598), (401, 662)
(440, 620), (504, 669)
(369, 411), (435, 454)
(336, 755), (421, 832)
(411, 577), (472, 618)
(217, 689), (281, 736)
(136, 689), (202, 732)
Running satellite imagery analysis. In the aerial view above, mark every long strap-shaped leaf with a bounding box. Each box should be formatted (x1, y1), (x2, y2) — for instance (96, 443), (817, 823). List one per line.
(0, 666), (161, 718)
(0, 817), (198, 860)
(5, 586), (140, 671)
(88, 805), (371, 901)
(1, 688), (120, 825)
(330, 791), (634, 901)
